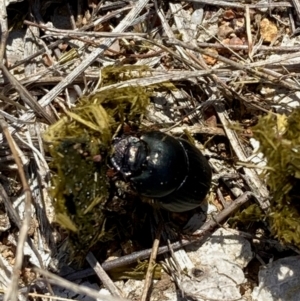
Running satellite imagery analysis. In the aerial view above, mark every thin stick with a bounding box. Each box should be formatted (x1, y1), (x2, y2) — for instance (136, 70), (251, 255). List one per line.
(8, 39), (63, 70)
(184, 0), (291, 9)
(195, 42), (300, 53)
(141, 221), (163, 301)
(86, 252), (122, 298)
(24, 20), (147, 38)
(168, 39), (300, 91)
(0, 0), (8, 62)
(0, 115), (32, 301)
(0, 290), (81, 301)
(245, 5), (253, 59)
(0, 64), (55, 124)
(66, 192), (254, 281)
(34, 267), (128, 301)
(0, 183), (53, 296)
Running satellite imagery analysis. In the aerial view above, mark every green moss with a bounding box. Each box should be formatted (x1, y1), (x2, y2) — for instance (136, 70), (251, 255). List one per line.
(43, 66), (153, 260)
(228, 203), (264, 225)
(108, 260), (162, 280)
(253, 108), (300, 246)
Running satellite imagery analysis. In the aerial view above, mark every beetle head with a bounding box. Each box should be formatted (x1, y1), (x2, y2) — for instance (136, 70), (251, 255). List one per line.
(111, 136), (147, 177)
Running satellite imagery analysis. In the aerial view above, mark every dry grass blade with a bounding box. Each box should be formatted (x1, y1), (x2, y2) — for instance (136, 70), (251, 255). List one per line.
(167, 39), (300, 91)
(24, 20), (148, 38)
(214, 102), (270, 209)
(185, 0), (292, 9)
(96, 69), (220, 92)
(0, 64), (55, 124)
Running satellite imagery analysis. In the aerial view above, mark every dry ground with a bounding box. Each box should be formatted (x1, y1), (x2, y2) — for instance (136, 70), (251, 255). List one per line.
(1, 0), (300, 300)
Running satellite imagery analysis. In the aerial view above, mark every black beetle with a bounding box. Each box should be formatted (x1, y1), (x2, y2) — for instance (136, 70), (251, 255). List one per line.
(111, 131), (212, 212)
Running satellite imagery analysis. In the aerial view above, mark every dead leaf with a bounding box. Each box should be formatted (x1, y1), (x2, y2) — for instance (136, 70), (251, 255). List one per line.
(260, 18), (278, 42)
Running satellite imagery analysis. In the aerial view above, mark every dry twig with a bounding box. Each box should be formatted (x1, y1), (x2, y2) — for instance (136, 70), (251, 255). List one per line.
(0, 0), (8, 62)
(141, 221), (163, 301)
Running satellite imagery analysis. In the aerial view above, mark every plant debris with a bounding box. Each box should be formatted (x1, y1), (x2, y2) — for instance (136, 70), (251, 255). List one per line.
(1, 0), (300, 300)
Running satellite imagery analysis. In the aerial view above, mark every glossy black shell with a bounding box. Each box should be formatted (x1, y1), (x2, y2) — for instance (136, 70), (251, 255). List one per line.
(111, 131), (212, 212)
